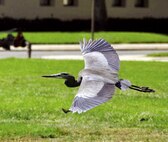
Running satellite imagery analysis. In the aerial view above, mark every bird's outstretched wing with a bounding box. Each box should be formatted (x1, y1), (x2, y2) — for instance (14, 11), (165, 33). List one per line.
(80, 38), (120, 71)
(69, 78), (115, 113)
(69, 39), (119, 113)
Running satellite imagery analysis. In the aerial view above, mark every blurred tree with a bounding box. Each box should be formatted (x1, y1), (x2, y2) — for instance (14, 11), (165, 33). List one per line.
(94, 0), (107, 30)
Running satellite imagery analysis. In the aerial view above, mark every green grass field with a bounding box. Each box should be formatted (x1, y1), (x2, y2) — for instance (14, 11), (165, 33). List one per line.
(147, 52), (168, 57)
(0, 32), (168, 44)
(0, 58), (168, 141)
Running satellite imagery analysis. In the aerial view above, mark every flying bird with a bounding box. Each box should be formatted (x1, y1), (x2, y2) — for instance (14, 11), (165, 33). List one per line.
(43, 39), (155, 114)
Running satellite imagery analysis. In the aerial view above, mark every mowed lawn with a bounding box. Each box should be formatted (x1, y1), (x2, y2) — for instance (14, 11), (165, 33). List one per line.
(0, 32), (168, 44)
(147, 52), (168, 57)
(0, 58), (168, 141)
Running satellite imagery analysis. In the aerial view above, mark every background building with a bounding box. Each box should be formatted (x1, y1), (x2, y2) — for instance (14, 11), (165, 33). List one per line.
(0, 0), (168, 20)
(0, 0), (167, 33)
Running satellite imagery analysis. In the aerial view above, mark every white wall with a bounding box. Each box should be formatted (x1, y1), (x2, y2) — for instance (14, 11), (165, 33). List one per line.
(0, 0), (167, 20)
(107, 0), (168, 18)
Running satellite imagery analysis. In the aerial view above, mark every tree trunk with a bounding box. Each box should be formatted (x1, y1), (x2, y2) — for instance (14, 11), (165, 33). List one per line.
(94, 0), (107, 31)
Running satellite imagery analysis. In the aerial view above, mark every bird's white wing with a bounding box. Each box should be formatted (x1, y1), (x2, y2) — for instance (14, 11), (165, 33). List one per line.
(69, 77), (115, 113)
(69, 39), (118, 113)
(80, 38), (120, 71)
(80, 38), (119, 85)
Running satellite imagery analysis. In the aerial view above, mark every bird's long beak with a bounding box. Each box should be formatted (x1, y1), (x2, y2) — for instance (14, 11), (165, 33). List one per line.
(42, 74), (62, 78)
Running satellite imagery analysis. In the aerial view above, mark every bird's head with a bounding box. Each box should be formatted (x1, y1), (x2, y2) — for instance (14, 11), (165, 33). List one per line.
(42, 72), (72, 79)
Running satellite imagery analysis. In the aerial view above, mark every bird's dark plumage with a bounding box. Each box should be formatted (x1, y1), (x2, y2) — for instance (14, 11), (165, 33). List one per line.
(64, 76), (82, 87)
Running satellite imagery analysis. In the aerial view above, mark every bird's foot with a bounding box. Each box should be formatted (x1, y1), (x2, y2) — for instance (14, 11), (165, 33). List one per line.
(141, 87), (155, 92)
(62, 108), (71, 114)
(130, 85), (155, 93)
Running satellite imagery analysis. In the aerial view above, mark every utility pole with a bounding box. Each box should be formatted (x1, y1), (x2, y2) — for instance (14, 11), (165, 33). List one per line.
(91, 0), (95, 40)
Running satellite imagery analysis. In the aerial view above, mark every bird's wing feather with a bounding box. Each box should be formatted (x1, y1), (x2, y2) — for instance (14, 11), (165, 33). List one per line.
(69, 77), (115, 113)
(80, 38), (120, 71)
(80, 38), (113, 54)
(70, 39), (118, 113)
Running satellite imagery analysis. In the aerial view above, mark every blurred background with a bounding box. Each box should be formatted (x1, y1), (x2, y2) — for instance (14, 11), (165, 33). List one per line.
(0, 0), (167, 33)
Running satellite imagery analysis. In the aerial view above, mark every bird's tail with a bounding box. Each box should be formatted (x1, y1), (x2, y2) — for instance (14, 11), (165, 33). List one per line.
(115, 79), (155, 93)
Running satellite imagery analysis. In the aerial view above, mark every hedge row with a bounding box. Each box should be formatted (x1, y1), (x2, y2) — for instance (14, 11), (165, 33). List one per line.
(0, 18), (168, 33)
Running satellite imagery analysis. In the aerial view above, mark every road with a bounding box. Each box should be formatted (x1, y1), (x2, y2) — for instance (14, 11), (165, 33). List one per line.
(0, 49), (168, 62)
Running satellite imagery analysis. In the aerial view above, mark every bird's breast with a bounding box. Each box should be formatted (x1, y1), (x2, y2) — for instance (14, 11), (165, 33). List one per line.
(79, 68), (118, 84)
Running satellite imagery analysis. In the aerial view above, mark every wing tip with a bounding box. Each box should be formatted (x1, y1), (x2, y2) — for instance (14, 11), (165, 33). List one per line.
(80, 38), (112, 54)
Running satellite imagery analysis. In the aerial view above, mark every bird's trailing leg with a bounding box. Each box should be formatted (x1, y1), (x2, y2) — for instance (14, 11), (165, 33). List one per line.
(115, 80), (155, 93)
(129, 85), (155, 93)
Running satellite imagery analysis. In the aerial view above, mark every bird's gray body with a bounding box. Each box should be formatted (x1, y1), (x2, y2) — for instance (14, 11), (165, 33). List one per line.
(69, 39), (121, 113)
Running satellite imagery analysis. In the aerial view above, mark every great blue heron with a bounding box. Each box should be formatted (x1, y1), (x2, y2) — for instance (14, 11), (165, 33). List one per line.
(43, 39), (155, 114)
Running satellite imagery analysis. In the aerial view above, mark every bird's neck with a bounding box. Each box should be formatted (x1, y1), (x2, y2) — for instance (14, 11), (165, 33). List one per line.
(64, 76), (81, 87)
